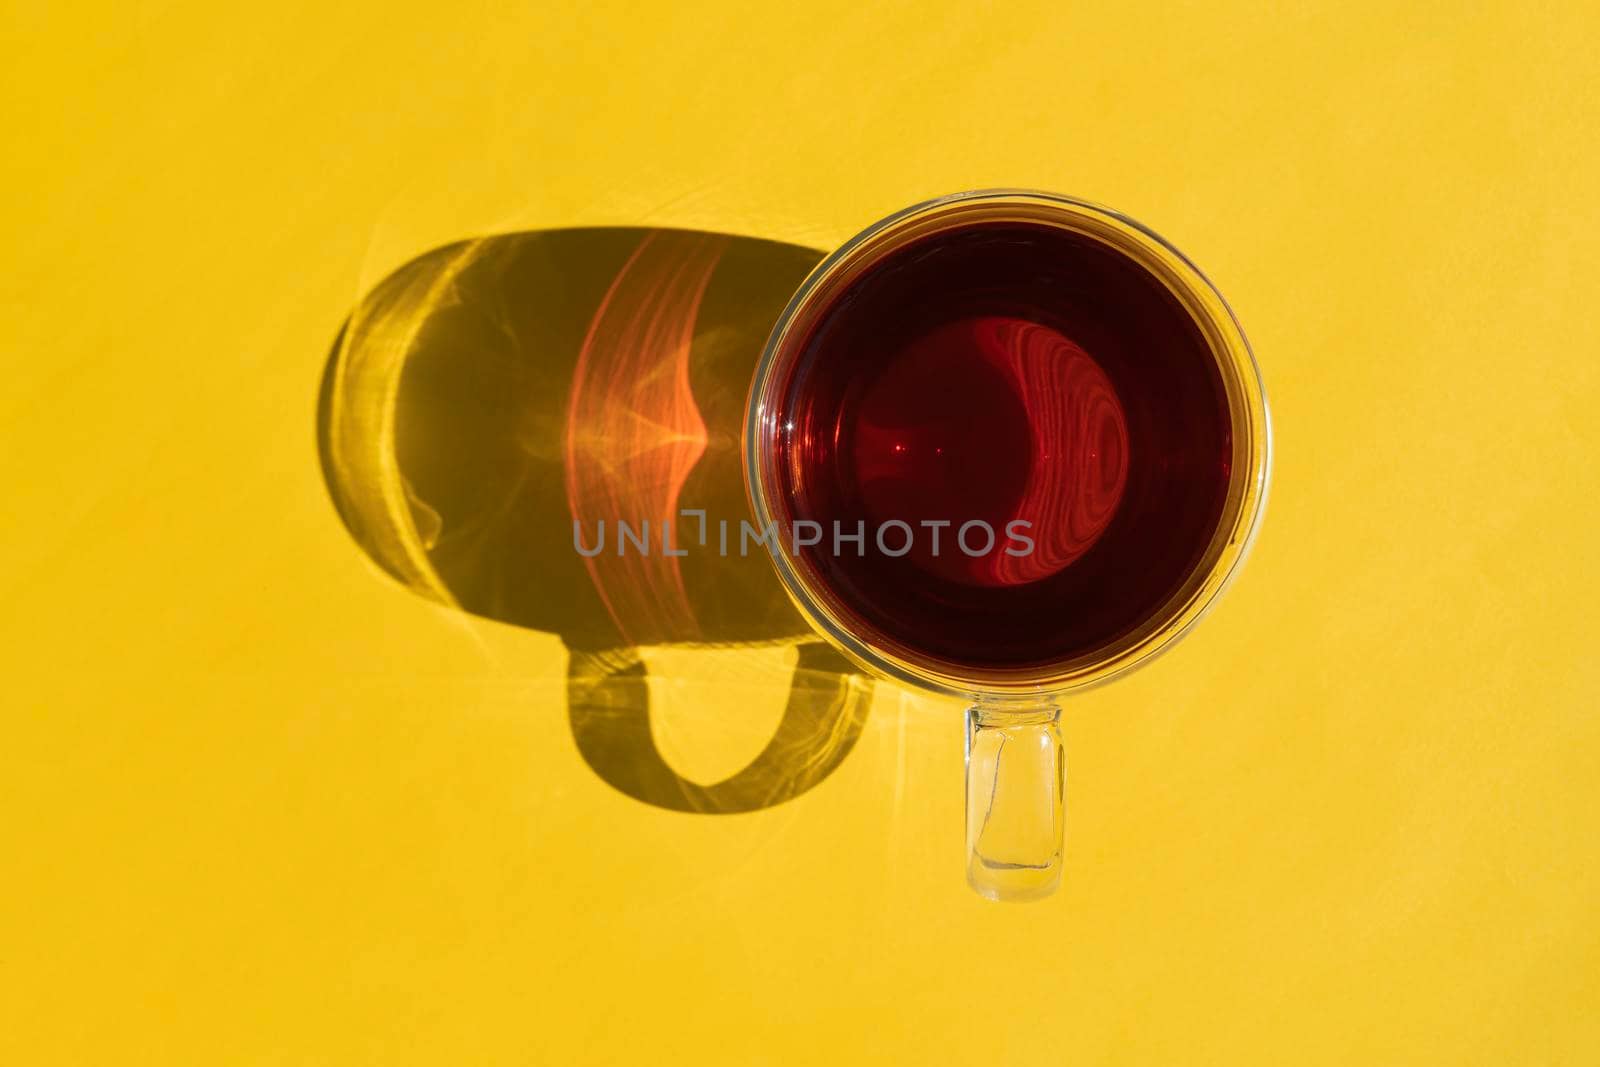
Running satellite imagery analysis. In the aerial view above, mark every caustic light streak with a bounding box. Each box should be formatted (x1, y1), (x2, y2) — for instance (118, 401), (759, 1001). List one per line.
(564, 231), (727, 645)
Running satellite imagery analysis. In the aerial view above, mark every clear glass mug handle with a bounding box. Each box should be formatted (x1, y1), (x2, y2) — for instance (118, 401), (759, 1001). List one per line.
(965, 702), (1064, 902)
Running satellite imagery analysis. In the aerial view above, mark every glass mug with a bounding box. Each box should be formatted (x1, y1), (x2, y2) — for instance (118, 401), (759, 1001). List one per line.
(744, 190), (1270, 901)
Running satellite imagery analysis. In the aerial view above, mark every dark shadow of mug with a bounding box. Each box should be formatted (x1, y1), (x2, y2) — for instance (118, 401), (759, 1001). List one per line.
(316, 228), (871, 813)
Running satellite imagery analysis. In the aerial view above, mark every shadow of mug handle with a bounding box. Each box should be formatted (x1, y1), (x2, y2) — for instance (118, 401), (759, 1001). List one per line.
(567, 640), (871, 813)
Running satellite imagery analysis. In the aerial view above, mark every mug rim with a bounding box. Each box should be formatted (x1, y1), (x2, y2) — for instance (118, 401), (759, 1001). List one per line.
(743, 189), (1272, 700)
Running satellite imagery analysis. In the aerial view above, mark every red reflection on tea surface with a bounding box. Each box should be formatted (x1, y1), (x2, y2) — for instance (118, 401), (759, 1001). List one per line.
(853, 315), (1128, 587)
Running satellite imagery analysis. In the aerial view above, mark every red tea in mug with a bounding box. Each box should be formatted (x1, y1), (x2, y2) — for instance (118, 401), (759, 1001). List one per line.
(769, 221), (1233, 671)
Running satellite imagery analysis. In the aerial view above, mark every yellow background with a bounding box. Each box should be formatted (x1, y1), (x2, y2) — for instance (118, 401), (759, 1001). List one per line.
(4, 2), (1597, 1063)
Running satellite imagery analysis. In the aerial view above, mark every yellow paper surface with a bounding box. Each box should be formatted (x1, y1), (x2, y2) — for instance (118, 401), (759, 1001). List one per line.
(3, 3), (1597, 1063)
